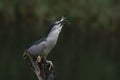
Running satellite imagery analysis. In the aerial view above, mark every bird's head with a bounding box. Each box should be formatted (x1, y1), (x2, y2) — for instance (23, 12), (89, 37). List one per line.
(48, 17), (66, 33)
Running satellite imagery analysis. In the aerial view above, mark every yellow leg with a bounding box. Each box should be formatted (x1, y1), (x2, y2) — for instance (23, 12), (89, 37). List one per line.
(36, 56), (41, 63)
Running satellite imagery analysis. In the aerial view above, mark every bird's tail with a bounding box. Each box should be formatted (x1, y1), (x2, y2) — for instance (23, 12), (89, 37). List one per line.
(23, 51), (36, 71)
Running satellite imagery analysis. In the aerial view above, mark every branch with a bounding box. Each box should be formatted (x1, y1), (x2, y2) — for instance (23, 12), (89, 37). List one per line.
(23, 51), (56, 80)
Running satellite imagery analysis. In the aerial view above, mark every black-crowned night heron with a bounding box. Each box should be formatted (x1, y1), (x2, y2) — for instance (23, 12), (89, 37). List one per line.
(24, 17), (66, 70)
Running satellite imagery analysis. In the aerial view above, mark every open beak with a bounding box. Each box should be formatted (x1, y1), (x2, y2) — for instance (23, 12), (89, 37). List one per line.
(57, 16), (67, 25)
(55, 16), (68, 26)
(59, 17), (66, 24)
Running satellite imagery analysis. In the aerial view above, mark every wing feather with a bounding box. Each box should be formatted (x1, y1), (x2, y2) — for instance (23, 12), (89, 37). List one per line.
(27, 41), (46, 56)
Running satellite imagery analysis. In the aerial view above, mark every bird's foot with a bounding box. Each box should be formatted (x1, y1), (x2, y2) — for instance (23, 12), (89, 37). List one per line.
(36, 56), (41, 63)
(46, 60), (53, 70)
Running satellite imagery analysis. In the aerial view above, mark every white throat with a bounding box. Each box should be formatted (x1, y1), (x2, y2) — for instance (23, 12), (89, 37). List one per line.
(47, 26), (62, 41)
(46, 26), (62, 48)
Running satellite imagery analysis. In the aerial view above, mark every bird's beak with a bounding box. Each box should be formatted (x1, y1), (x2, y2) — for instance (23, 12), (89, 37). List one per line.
(58, 17), (67, 25)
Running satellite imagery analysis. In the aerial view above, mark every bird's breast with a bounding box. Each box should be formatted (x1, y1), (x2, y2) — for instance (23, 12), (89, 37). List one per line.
(40, 46), (54, 57)
(46, 37), (57, 47)
(45, 38), (57, 51)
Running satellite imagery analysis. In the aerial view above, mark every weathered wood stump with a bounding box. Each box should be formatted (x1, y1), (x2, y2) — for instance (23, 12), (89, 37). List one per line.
(23, 51), (56, 80)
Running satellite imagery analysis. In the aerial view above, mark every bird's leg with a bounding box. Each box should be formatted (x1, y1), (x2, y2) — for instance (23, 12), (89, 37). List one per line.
(36, 56), (41, 63)
(46, 60), (53, 70)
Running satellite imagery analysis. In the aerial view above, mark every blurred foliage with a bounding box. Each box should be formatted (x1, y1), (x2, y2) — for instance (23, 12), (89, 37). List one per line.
(0, 0), (120, 80)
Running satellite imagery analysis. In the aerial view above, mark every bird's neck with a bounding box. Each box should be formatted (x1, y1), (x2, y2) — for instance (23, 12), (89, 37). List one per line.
(46, 30), (61, 44)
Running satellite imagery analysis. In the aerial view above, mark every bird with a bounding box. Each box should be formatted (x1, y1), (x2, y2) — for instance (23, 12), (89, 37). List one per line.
(24, 17), (66, 70)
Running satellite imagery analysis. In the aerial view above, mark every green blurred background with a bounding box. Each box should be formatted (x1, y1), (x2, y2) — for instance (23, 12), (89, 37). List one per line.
(0, 0), (120, 80)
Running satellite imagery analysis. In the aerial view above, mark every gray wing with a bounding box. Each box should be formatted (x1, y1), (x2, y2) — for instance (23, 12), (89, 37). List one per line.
(27, 41), (46, 56)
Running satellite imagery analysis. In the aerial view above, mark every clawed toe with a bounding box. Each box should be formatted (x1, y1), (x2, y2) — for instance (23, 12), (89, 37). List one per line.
(46, 60), (53, 70)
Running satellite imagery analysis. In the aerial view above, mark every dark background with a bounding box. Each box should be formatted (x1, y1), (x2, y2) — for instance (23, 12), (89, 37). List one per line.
(0, 0), (120, 80)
